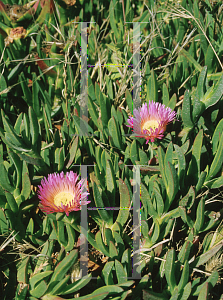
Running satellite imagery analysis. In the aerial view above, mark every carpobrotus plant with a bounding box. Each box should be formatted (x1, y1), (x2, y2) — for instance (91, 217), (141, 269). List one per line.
(1, 0), (223, 298)
(38, 171), (90, 216)
(126, 101), (177, 143)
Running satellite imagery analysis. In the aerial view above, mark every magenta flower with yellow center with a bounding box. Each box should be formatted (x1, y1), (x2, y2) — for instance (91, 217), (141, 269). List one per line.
(38, 171), (90, 216)
(126, 101), (177, 143)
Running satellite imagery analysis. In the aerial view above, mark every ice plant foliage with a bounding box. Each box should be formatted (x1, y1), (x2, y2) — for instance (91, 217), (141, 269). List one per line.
(38, 171), (90, 216)
(126, 101), (177, 143)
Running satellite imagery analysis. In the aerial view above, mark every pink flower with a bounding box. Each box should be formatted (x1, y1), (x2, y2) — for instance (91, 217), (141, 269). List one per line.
(126, 101), (176, 143)
(38, 171), (90, 216)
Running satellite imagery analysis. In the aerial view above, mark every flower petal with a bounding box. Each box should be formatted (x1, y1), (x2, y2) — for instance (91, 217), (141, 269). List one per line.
(38, 171), (90, 216)
(126, 101), (176, 143)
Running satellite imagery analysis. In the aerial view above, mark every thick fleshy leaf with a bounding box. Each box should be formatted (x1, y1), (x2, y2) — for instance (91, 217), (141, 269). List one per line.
(179, 186), (195, 209)
(106, 159), (116, 207)
(95, 231), (110, 257)
(130, 140), (139, 164)
(201, 73), (223, 109)
(17, 257), (30, 283)
(55, 147), (65, 172)
(153, 185), (164, 216)
(30, 281), (48, 298)
(95, 83), (110, 127)
(30, 271), (53, 290)
(92, 181), (112, 225)
(109, 1), (120, 40)
(50, 249), (78, 282)
(49, 276), (70, 295)
(206, 132), (223, 181)
(0, 161), (15, 193)
(125, 89), (133, 113)
(165, 249), (177, 293)
(5, 191), (18, 213)
(21, 172), (31, 200)
(174, 144), (186, 187)
(212, 118), (223, 154)
(91, 285), (123, 297)
(102, 261), (114, 285)
(165, 162), (179, 209)
(187, 129), (203, 184)
(29, 107), (40, 148)
(8, 56), (29, 81)
(182, 90), (194, 129)
(36, 0), (54, 26)
(147, 69), (158, 103)
(141, 182), (158, 220)
(196, 66), (207, 102)
(108, 116), (122, 149)
(66, 136), (78, 169)
(1, 111), (30, 151)
(158, 146), (167, 187)
(192, 243), (222, 268)
(114, 179), (130, 227)
(178, 240), (193, 264)
(115, 259), (127, 284)
(109, 241), (118, 259)
(193, 271), (218, 297)
(88, 94), (100, 129)
(72, 115), (93, 137)
(168, 93), (176, 110)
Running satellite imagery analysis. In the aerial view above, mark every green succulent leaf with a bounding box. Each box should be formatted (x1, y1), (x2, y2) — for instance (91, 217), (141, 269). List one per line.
(66, 136), (79, 169)
(50, 249), (78, 282)
(5, 191), (18, 213)
(147, 69), (158, 103)
(30, 280), (48, 298)
(92, 181), (113, 225)
(108, 116), (122, 149)
(196, 66), (207, 102)
(187, 129), (203, 183)
(17, 257), (30, 284)
(165, 249), (177, 293)
(115, 259), (127, 284)
(193, 271), (218, 296)
(182, 90), (194, 129)
(197, 282), (208, 300)
(95, 231), (110, 257)
(106, 159), (116, 206)
(91, 285), (124, 297)
(102, 261), (114, 285)
(177, 261), (189, 293)
(95, 83), (110, 127)
(49, 276), (71, 295)
(109, 1), (120, 41)
(201, 73), (223, 109)
(62, 274), (92, 295)
(212, 118), (223, 154)
(109, 241), (119, 259)
(206, 132), (223, 181)
(0, 161), (15, 193)
(113, 179), (130, 228)
(178, 240), (193, 264)
(141, 182), (158, 220)
(192, 243), (222, 268)
(30, 271), (53, 290)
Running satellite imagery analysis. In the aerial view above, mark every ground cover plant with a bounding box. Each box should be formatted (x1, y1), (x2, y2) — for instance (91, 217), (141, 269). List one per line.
(0, 0), (223, 299)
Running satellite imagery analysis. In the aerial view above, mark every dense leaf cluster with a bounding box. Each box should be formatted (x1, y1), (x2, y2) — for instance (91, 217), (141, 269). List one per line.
(0, 0), (223, 299)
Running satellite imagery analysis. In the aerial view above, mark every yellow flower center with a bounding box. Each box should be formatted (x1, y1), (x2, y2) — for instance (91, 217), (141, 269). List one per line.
(142, 119), (159, 132)
(54, 191), (74, 207)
